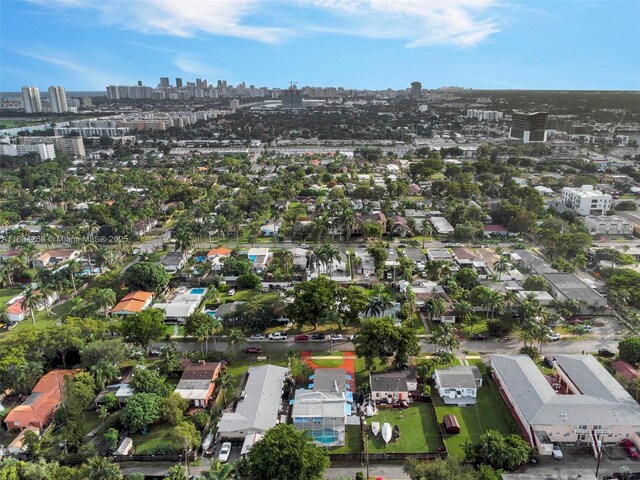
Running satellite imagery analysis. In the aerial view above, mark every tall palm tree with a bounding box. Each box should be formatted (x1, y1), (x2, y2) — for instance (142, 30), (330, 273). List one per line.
(83, 242), (99, 276)
(430, 323), (459, 353)
(227, 329), (246, 356)
(38, 282), (56, 317)
(23, 288), (43, 327)
(425, 297), (446, 323)
(208, 317), (223, 354)
(454, 301), (474, 325)
(215, 371), (236, 406)
(320, 243), (341, 279)
(66, 259), (82, 295)
(91, 288), (116, 316)
(421, 222), (433, 249)
(494, 256), (511, 281)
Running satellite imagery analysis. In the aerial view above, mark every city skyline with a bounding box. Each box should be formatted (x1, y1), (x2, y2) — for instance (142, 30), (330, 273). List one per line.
(1, 0), (639, 91)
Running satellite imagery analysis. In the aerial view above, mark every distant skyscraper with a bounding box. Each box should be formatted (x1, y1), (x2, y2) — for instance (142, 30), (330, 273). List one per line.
(509, 111), (549, 143)
(138, 80), (143, 87)
(21, 86), (42, 113)
(176, 77), (183, 88)
(282, 83), (303, 109)
(159, 77), (170, 88)
(410, 81), (422, 100)
(48, 86), (68, 113)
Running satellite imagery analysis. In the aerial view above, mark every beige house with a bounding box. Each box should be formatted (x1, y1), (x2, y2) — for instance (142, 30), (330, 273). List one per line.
(491, 354), (640, 456)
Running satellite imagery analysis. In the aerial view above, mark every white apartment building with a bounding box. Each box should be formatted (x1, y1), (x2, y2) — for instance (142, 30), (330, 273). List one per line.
(21, 86), (42, 113)
(48, 86), (68, 113)
(0, 143), (56, 160)
(466, 109), (503, 121)
(561, 185), (612, 216)
(18, 136), (85, 157)
(584, 215), (633, 236)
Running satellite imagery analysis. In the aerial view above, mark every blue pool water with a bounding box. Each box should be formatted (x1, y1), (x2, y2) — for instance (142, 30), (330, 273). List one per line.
(195, 256), (206, 262)
(204, 310), (216, 317)
(312, 429), (338, 444)
(190, 288), (206, 295)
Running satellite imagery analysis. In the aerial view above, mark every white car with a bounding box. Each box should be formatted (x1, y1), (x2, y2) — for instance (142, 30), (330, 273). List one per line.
(552, 443), (563, 459)
(298, 244), (310, 249)
(364, 273), (370, 280)
(249, 333), (266, 341)
(330, 334), (343, 342)
(219, 442), (232, 463)
(268, 332), (288, 341)
(547, 332), (561, 341)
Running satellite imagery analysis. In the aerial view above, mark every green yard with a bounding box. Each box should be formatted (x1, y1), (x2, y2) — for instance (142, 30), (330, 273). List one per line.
(312, 357), (345, 368)
(433, 376), (519, 458)
(0, 287), (24, 306)
(0, 300), (74, 338)
(329, 425), (362, 454)
(131, 423), (176, 454)
(366, 404), (443, 453)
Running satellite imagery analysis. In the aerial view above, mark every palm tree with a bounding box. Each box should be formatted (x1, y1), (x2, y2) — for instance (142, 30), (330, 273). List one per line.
(227, 329), (246, 356)
(201, 460), (235, 480)
(421, 222), (433, 249)
(454, 301), (474, 324)
(364, 292), (393, 317)
(425, 297), (447, 323)
(90, 359), (120, 390)
(216, 371), (236, 406)
(431, 323), (459, 353)
(83, 242), (99, 276)
(23, 288), (43, 327)
(403, 287), (417, 321)
(66, 259), (82, 295)
(494, 256), (511, 281)
(320, 243), (341, 279)
(91, 288), (116, 316)
(208, 317), (223, 353)
(38, 282), (56, 317)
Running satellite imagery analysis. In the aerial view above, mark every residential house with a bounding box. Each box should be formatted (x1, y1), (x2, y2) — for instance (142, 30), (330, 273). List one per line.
(542, 273), (608, 314)
(5, 290), (59, 323)
(292, 369), (353, 447)
(5, 426), (40, 455)
(369, 370), (417, 403)
(353, 212), (387, 235)
(247, 248), (271, 273)
(133, 219), (156, 237)
(207, 247), (233, 272)
(433, 366), (482, 406)
(388, 215), (412, 237)
(174, 361), (222, 407)
(612, 361), (640, 383)
(430, 216), (454, 236)
(483, 225), (509, 237)
(154, 287), (207, 323)
(33, 249), (79, 269)
(94, 383), (134, 406)
(426, 248), (454, 263)
(110, 291), (153, 315)
(217, 365), (288, 441)
(491, 354), (640, 455)
(5, 370), (78, 431)
(160, 251), (187, 273)
(516, 291), (554, 306)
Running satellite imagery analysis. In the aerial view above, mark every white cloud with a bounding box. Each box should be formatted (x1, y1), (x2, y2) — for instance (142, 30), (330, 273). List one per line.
(25, 0), (503, 47)
(303, 0), (502, 47)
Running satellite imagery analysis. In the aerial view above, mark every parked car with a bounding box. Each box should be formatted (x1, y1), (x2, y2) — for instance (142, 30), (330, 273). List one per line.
(298, 244), (310, 249)
(547, 332), (561, 341)
(567, 317), (583, 325)
(471, 334), (488, 341)
(294, 334), (310, 342)
(397, 244), (407, 248)
(552, 443), (563, 459)
(227, 289), (236, 296)
(249, 333), (266, 341)
(311, 333), (327, 341)
(364, 273), (370, 280)
(245, 347), (263, 354)
(582, 325), (592, 332)
(598, 348), (616, 358)
(219, 442), (232, 463)
(445, 243), (463, 248)
(543, 357), (555, 368)
(621, 439), (640, 459)
(149, 348), (162, 356)
(330, 334), (343, 342)
(268, 332), (288, 341)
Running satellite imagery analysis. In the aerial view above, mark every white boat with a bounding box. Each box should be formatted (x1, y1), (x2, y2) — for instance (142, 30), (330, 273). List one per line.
(371, 422), (380, 436)
(382, 422), (392, 444)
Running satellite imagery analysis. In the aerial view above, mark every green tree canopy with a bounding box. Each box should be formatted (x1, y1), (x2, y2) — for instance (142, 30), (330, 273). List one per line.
(123, 262), (170, 293)
(118, 308), (165, 350)
(245, 424), (329, 480)
(119, 393), (161, 433)
(464, 430), (532, 471)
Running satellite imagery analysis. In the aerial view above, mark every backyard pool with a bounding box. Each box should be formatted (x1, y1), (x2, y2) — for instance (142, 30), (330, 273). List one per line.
(195, 256), (206, 262)
(312, 429), (339, 444)
(204, 310), (216, 317)
(190, 288), (206, 295)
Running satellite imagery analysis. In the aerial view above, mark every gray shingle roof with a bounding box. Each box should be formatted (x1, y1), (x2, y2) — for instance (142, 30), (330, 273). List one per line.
(370, 371), (410, 393)
(434, 366), (481, 389)
(217, 364), (288, 435)
(313, 369), (347, 393)
(491, 354), (640, 427)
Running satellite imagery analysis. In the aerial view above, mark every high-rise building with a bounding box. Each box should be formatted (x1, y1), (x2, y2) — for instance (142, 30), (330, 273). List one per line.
(509, 111), (549, 143)
(137, 80), (143, 87)
(410, 81), (422, 100)
(21, 86), (42, 113)
(176, 78), (183, 88)
(282, 83), (303, 109)
(81, 96), (93, 107)
(159, 77), (170, 88)
(48, 86), (68, 113)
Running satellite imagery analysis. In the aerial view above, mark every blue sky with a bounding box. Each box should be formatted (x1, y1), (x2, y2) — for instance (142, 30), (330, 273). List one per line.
(1, 0), (639, 91)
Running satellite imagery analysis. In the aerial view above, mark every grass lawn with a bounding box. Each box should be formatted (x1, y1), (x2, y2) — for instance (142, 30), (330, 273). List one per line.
(225, 352), (289, 381)
(1, 300), (73, 338)
(0, 287), (23, 305)
(146, 250), (167, 263)
(329, 425), (362, 454)
(312, 357), (345, 368)
(131, 423), (176, 454)
(433, 377), (519, 458)
(461, 318), (489, 336)
(366, 404), (442, 453)
(406, 313), (426, 334)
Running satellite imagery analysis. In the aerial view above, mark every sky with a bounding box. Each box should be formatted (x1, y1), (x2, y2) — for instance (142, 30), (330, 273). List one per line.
(1, 0), (639, 92)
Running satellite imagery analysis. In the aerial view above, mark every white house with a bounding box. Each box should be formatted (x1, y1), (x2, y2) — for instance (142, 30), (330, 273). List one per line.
(433, 366), (482, 406)
(561, 185), (612, 216)
(369, 371), (417, 402)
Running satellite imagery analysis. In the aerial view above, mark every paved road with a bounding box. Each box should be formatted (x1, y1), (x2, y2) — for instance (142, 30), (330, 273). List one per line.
(154, 317), (622, 356)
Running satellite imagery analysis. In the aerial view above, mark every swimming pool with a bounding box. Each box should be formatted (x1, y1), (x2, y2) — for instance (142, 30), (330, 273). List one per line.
(204, 310), (216, 317)
(190, 288), (206, 295)
(312, 429), (339, 444)
(195, 256), (206, 262)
